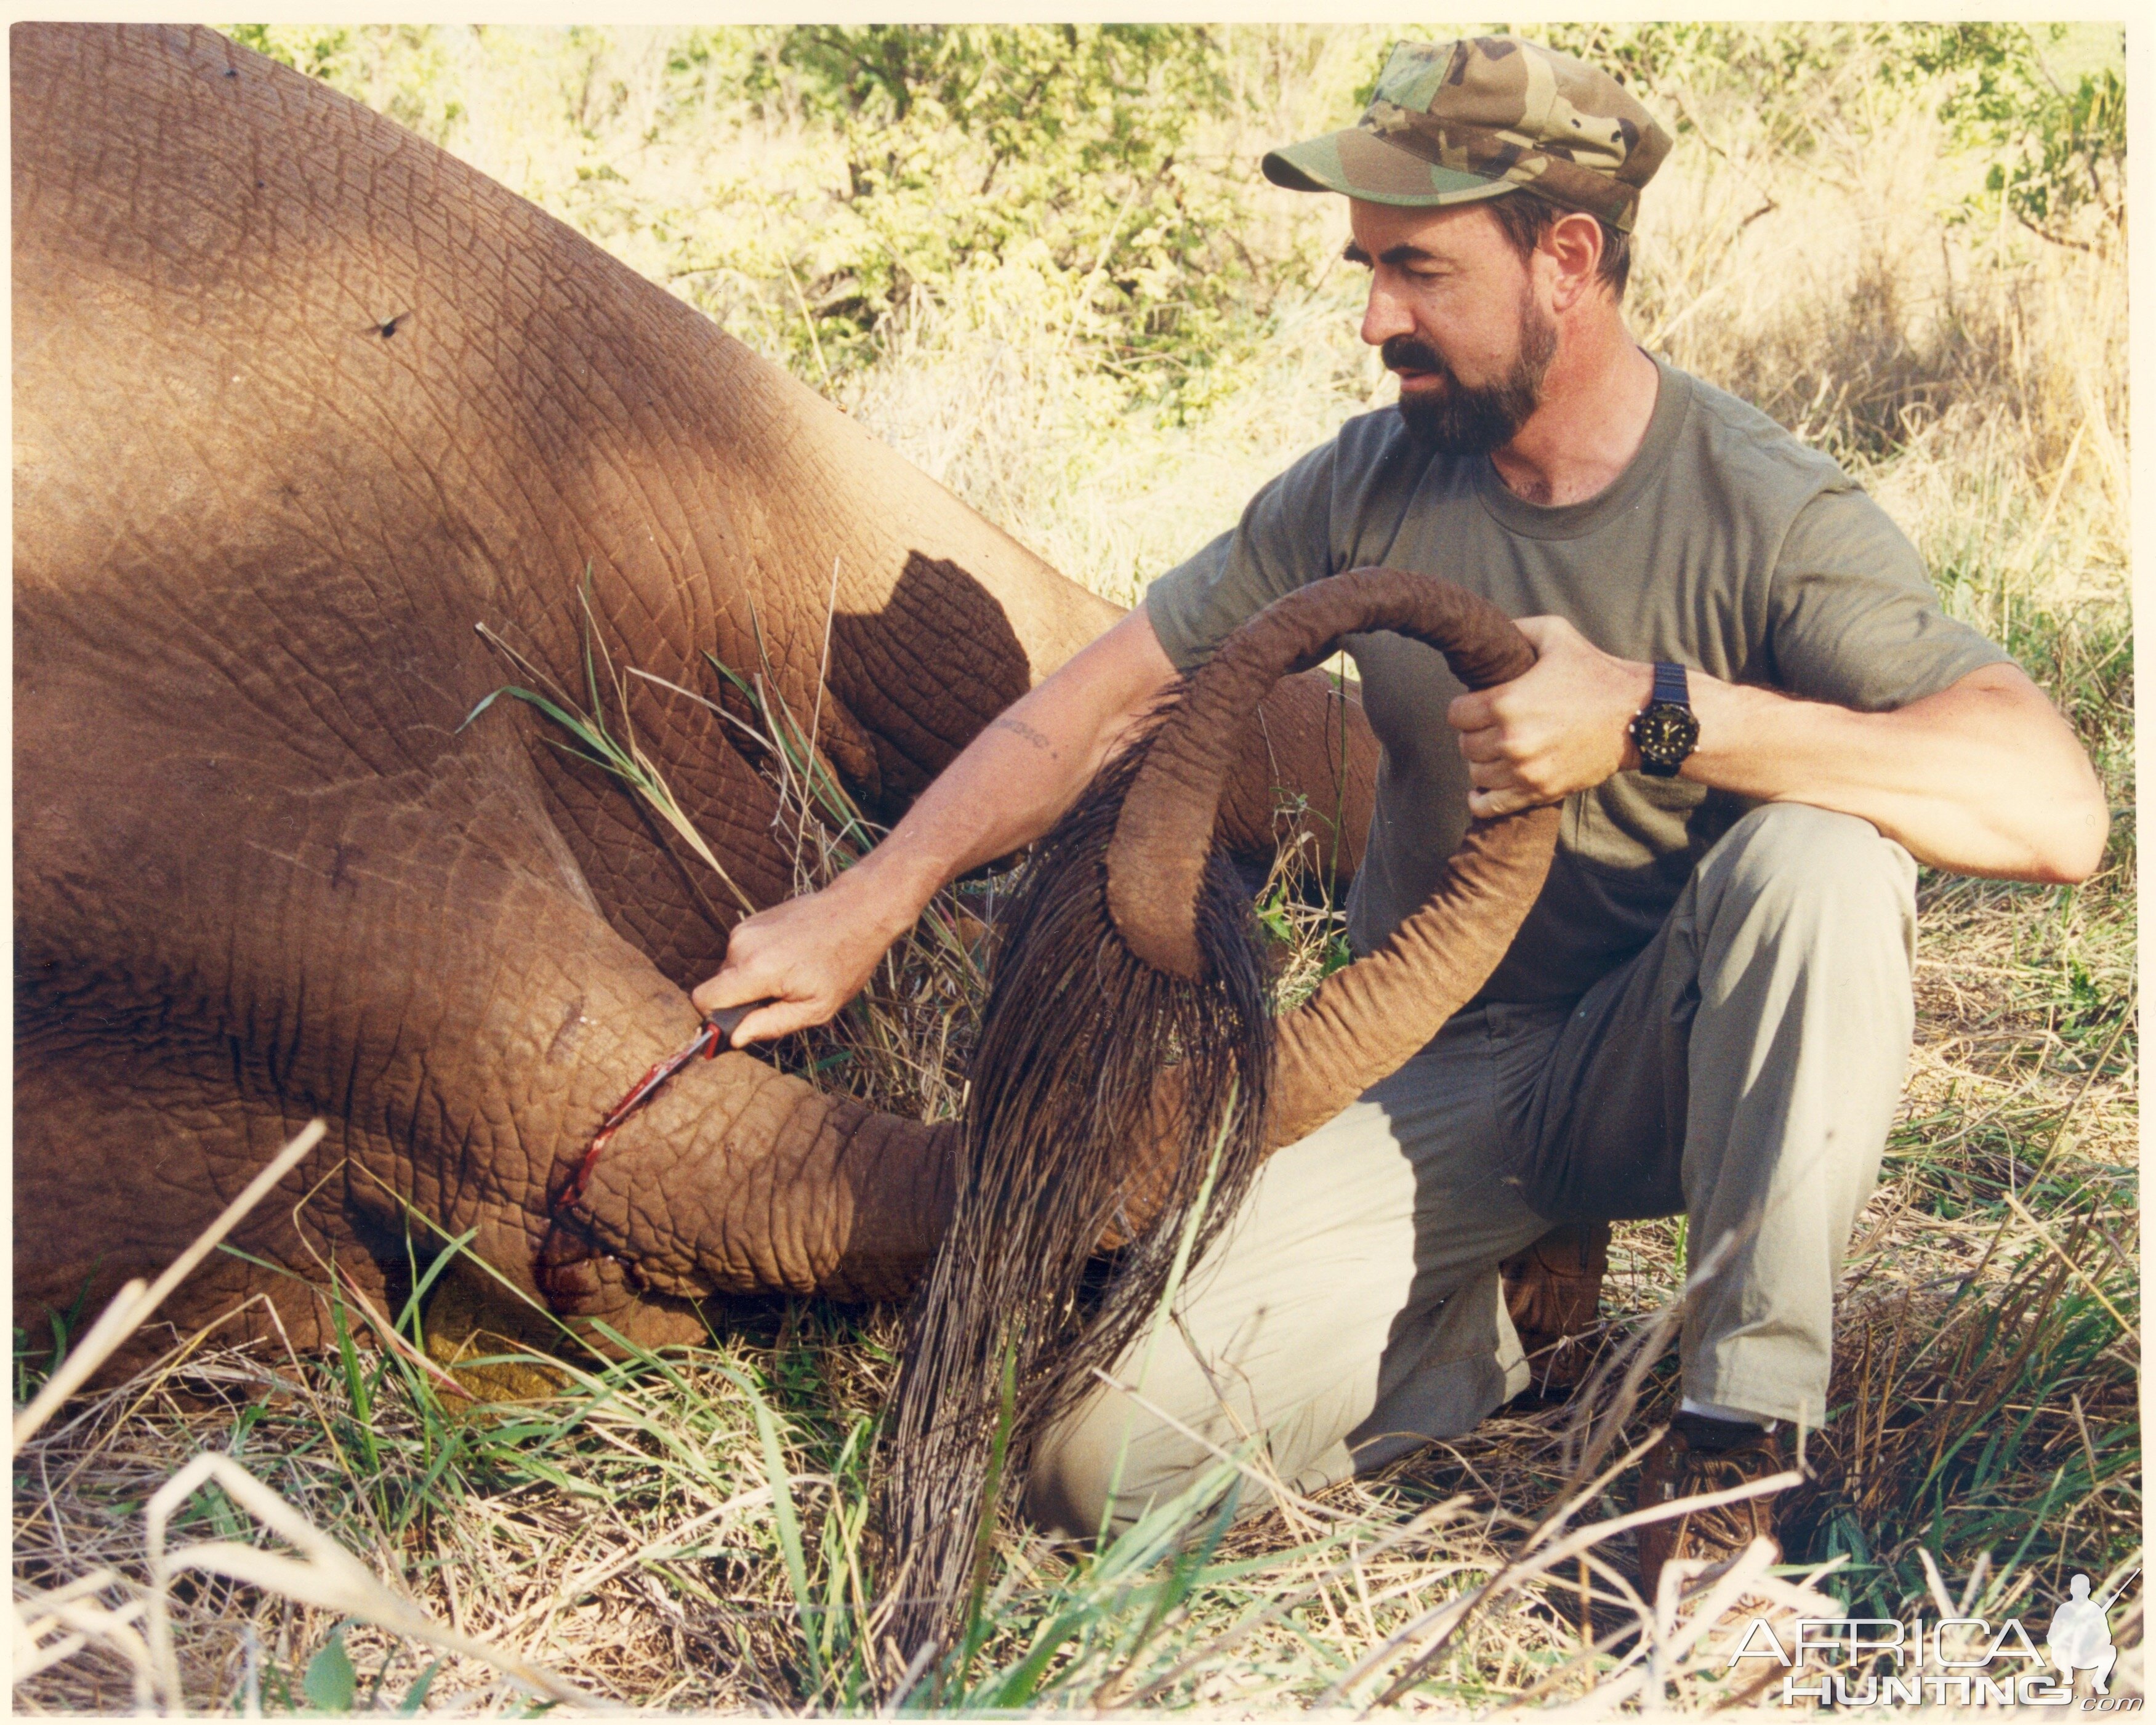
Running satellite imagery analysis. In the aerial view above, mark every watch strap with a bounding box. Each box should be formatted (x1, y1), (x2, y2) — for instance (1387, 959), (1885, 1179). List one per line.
(1652, 660), (1690, 707)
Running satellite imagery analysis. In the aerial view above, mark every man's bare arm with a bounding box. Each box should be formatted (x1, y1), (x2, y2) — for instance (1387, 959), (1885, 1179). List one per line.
(693, 607), (1180, 1045)
(1449, 616), (2109, 884)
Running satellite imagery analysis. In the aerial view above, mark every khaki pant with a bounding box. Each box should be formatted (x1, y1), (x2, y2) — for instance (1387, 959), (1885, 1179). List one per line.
(1028, 803), (1918, 1536)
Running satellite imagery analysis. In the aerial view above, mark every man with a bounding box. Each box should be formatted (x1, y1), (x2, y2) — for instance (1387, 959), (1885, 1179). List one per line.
(696, 37), (2106, 1593)
(2046, 1573), (2125, 1696)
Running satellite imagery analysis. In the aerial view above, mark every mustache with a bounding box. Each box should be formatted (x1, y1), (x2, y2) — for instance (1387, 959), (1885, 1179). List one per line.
(1381, 335), (1454, 377)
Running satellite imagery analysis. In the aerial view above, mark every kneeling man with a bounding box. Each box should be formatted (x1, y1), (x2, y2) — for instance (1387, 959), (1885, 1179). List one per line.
(696, 36), (2106, 1595)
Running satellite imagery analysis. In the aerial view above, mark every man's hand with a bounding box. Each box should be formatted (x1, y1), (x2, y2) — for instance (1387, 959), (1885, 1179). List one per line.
(690, 606), (1181, 1048)
(691, 869), (917, 1048)
(1449, 614), (2106, 881)
(1447, 615), (1652, 819)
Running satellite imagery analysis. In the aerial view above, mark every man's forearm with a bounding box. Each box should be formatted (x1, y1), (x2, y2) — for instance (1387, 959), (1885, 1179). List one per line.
(694, 607), (1179, 1042)
(832, 606), (1179, 927)
(1454, 619), (2108, 887)
(839, 698), (1130, 924)
(1685, 664), (2108, 882)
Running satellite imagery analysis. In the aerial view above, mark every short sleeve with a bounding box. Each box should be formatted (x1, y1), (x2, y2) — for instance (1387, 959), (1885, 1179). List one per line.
(1143, 436), (1340, 672)
(1764, 485), (2013, 710)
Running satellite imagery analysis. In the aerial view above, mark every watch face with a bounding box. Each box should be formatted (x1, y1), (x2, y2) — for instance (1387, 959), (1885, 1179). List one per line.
(1633, 702), (1700, 766)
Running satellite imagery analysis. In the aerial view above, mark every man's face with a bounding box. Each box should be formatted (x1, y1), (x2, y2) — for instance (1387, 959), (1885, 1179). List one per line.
(1345, 198), (1557, 457)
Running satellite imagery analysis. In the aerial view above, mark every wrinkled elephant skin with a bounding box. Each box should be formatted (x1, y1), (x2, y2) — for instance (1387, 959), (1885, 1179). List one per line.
(12, 24), (1377, 1367)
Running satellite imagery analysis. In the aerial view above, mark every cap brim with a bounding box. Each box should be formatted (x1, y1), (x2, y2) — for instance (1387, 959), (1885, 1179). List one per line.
(1261, 128), (1518, 209)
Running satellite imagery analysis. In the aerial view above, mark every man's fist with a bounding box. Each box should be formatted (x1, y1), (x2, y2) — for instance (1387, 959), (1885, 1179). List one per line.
(691, 871), (915, 1047)
(1447, 615), (1655, 819)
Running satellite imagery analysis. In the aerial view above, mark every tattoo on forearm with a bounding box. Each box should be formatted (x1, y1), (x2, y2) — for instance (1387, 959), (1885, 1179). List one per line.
(992, 717), (1056, 755)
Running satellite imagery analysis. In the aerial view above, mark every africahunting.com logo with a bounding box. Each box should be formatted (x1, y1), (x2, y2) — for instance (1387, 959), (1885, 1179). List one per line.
(1731, 1572), (2138, 1709)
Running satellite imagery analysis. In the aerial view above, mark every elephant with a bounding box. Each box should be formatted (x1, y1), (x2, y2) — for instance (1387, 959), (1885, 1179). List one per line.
(13, 22), (1386, 1370)
(15, 24), (1577, 1386)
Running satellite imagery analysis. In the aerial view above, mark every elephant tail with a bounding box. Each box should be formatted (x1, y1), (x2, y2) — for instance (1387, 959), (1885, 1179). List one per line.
(877, 568), (1556, 1659)
(1104, 567), (1559, 1146)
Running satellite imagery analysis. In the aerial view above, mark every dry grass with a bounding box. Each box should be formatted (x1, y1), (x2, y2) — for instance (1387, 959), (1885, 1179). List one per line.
(15, 1266), (1850, 1713)
(15, 645), (2135, 1710)
(17, 22), (2136, 1714)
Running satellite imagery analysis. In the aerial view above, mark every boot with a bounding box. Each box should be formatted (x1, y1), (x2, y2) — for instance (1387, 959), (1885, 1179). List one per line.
(1500, 1220), (1610, 1401)
(1635, 1413), (1787, 1604)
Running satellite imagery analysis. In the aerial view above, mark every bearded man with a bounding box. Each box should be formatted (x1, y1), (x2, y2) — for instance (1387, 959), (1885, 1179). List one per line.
(697, 37), (2107, 1593)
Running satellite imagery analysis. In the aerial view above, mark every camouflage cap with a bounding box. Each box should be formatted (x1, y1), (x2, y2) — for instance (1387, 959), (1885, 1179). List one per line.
(1263, 36), (1672, 232)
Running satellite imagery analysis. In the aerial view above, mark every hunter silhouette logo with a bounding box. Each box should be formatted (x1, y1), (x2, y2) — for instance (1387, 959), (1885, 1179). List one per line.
(1731, 1566), (2141, 1709)
(2048, 1572), (2133, 1699)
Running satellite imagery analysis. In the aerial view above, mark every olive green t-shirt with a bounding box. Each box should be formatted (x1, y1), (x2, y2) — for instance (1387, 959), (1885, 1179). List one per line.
(1144, 358), (2012, 1003)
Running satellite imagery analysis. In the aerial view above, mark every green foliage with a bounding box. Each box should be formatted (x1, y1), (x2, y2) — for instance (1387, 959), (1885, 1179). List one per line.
(246, 1616), (450, 1713)
(13, 1274), (97, 1403)
(463, 574), (760, 915)
(1905, 25), (2126, 249)
(759, 28), (1253, 378)
(1525, 23), (1919, 156)
(1526, 22), (2127, 255)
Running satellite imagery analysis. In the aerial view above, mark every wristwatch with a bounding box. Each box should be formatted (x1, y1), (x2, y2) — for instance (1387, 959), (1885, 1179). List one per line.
(1629, 661), (1700, 779)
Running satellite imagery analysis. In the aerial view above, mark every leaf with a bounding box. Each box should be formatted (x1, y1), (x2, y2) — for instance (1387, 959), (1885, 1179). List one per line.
(303, 1625), (357, 1713)
(399, 1659), (444, 1715)
(457, 684), (514, 731)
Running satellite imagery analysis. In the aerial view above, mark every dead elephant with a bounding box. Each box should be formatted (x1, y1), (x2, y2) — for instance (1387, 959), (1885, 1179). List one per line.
(14, 25), (1584, 1384)
(12, 22), (1380, 1367)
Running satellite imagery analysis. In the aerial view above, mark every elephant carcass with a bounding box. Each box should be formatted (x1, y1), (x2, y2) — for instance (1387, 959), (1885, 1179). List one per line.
(12, 23), (1377, 1367)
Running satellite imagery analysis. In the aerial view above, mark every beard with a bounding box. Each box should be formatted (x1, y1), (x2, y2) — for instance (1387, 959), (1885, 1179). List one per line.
(1386, 295), (1559, 457)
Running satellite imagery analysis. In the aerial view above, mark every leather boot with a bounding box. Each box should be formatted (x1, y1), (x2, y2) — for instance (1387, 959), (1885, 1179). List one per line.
(1500, 1220), (1610, 1400)
(1635, 1415), (1787, 1604)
